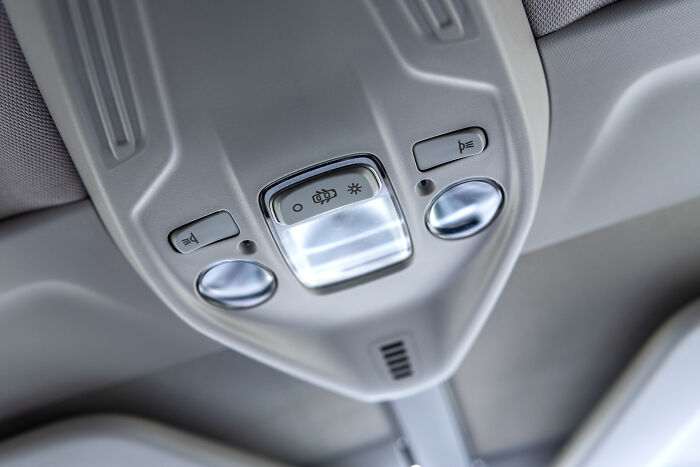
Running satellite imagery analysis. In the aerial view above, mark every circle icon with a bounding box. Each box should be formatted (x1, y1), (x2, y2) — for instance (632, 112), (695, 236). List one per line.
(292, 203), (303, 212)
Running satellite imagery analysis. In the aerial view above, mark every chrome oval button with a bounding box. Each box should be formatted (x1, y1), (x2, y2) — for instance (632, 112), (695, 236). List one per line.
(426, 179), (503, 239)
(197, 260), (277, 309)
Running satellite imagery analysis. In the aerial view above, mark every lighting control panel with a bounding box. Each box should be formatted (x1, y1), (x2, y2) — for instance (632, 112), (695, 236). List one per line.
(261, 156), (412, 289)
(12, 0), (549, 401)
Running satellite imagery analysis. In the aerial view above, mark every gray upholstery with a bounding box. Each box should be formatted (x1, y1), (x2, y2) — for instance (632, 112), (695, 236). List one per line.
(0, 2), (86, 220)
(522, 0), (617, 37)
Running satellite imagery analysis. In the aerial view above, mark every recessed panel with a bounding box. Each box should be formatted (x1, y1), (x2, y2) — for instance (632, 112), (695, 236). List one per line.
(263, 157), (412, 289)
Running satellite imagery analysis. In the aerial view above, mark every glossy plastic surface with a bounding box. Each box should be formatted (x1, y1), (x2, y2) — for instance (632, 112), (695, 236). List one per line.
(169, 211), (239, 253)
(413, 127), (487, 171)
(426, 179), (503, 240)
(197, 260), (277, 309)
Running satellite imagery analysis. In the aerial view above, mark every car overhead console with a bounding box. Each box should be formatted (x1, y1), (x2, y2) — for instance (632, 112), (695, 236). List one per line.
(5, 0), (548, 400)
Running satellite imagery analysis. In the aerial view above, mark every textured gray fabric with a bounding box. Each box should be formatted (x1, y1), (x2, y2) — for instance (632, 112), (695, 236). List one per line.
(522, 0), (618, 37)
(0, 2), (86, 220)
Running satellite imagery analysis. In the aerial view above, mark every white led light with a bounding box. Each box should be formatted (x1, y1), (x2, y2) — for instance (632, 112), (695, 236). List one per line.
(262, 157), (412, 289)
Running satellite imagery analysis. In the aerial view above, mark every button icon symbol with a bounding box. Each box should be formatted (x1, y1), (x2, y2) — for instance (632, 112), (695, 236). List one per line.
(347, 183), (362, 195)
(312, 188), (337, 204)
(292, 203), (303, 212)
(458, 139), (474, 154)
(182, 232), (198, 246)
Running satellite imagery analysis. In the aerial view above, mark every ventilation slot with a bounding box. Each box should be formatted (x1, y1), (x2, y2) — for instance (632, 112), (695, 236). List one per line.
(380, 340), (413, 380)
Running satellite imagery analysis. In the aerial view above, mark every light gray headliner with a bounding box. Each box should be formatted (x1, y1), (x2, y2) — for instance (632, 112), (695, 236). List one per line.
(0, 415), (289, 467)
(0, 350), (394, 467)
(456, 195), (700, 455)
(525, 0), (700, 251)
(3, 195), (700, 464)
(0, 201), (219, 422)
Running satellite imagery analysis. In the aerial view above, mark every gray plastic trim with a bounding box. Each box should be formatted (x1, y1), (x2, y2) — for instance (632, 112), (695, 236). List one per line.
(0, 415), (290, 467)
(5, 0), (548, 401)
(525, 0), (700, 252)
(555, 299), (700, 467)
(389, 383), (473, 466)
(0, 201), (219, 422)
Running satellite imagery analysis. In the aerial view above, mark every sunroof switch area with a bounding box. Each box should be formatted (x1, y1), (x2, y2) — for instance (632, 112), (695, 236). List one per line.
(262, 157), (412, 289)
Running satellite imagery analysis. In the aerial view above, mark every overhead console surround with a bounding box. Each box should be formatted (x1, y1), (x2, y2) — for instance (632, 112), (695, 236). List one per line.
(5, 0), (548, 400)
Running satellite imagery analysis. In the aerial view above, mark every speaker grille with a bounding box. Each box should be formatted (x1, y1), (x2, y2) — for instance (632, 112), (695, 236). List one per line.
(380, 340), (413, 380)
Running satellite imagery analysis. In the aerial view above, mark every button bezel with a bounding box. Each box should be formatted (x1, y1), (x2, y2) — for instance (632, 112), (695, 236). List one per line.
(425, 178), (505, 240)
(168, 210), (239, 254)
(197, 260), (277, 309)
(413, 126), (487, 171)
(260, 155), (413, 289)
